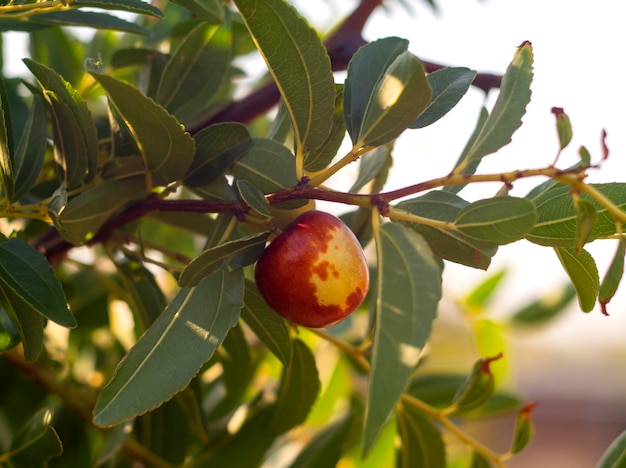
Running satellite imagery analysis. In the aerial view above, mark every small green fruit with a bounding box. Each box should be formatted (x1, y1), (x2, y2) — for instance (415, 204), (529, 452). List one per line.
(254, 210), (369, 328)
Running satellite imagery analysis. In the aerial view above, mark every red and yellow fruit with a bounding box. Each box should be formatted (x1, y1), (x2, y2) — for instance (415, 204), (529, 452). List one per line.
(254, 210), (369, 328)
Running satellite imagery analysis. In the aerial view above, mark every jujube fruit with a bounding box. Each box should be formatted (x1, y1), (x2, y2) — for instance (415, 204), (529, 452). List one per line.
(254, 210), (369, 328)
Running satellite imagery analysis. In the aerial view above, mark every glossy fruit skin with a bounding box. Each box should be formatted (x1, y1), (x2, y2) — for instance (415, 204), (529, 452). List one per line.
(254, 210), (369, 328)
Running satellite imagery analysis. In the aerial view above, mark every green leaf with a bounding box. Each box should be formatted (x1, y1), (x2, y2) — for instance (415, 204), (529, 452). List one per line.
(551, 106), (572, 151)
(511, 283), (576, 326)
(268, 338), (320, 435)
(554, 247), (599, 312)
(89, 70), (195, 186)
(410, 67), (477, 129)
(115, 259), (166, 330)
(170, 0), (224, 23)
(0, 238), (75, 328)
(574, 199), (597, 252)
(454, 41), (533, 171)
(350, 146), (391, 193)
(395, 191), (496, 269)
(156, 21), (231, 124)
(233, 0), (335, 155)
(73, 0), (164, 18)
(344, 37), (409, 146)
(471, 319), (507, 383)
(230, 138), (297, 193)
(184, 122), (252, 187)
(178, 232), (270, 287)
(303, 85), (347, 172)
(289, 413), (355, 468)
(365, 223), (442, 454)
(236, 179), (271, 217)
(396, 403), (446, 468)
(599, 239), (626, 315)
(597, 429), (626, 468)
(0, 285), (44, 361)
(470, 451), (492, 468)
(29, 10), (149, 35)
(9, 408), (62, 466)
(51, 175), (147, 245)
(454, 196), (537, 246)
(12, 96), (47, 201)
(464, 269), (507, 310)
(526, 183), (626, 247)
(24, 59), (99, 188)
(0, 77), (14, 201)
(357, 50), (431, 147)
(451, 356), (498, 413)
(511, 403), (535, 454)
(443, 106), (489, 193)
(93, 269), (244, 427)
(241, 279), (292, 365)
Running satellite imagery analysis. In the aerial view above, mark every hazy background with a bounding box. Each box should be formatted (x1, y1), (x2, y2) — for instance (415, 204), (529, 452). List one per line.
(3, 1), (625, 466)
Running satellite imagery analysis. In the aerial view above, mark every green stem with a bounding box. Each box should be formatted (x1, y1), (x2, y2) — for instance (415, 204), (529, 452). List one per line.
(387, 206), (454, 231)
(308, 146), (375, 187)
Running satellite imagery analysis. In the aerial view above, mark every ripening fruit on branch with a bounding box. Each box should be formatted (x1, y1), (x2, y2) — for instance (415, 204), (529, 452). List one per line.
(254, 210), (369, 328)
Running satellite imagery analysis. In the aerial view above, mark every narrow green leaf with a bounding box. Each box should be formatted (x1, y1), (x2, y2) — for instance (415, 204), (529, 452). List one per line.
(236, 179), (271, 217)
(233, 0), (335, 154)
(465, 269), (507, 309)
(51, 175), (147, 245)
(12, 96), (47, 201)
(395, 191), (496, 269)
(170, 0), (224, 23)
(303, 85), (347, 172)
(551, 106), (572, 151)
(0, 308), (21, 353)
(289, 413), (355, 468)
(527, 183), (626, 247)
(0, 238), (75, 328)
(344, 37), (409, 146)
(0, 285), (44, 361)
(457, 41), (533, 169)
(230, 138), (297, 193)
(358, 50), (431, 147)
(156, 21), (231, 124)
(554, 247), (599, 312)
(31, 10), (149, 35)
(268, 338), (320, 435)
(599, 239), (626, 315)
(451, 356), (498, 413)
(89, 70), (195, 186)
(511, 403), (536, 454)
(511, 283), (576, 326)
(443, 106), (489, 193)
(471, 320), (507, 383)
(365, 223), (442, 454)
(597, 429), (626, 468)
(115, 259), (166, 330)
(574, 199), (597, 252)
(202, 407), (277, 466)
(9, 408), (62, 466)
(0, 77), (14, 201)
(470, 451), (492, 468)
(410, 67), (477, 129)
(454, 196), (537, 246)
(241, 279), (292, 365)
(396, 403), (446, 468)
(93, 269), (244, 427)
(184, 122), (252, 187)
(73, 0), (164, 18)
(24, 59), (99, 187)
(350, 146), (391, 193)
(178, 232), (270, 287)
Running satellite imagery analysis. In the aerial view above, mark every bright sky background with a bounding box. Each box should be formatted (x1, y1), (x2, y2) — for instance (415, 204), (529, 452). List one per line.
(3, 0), (625, 402)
